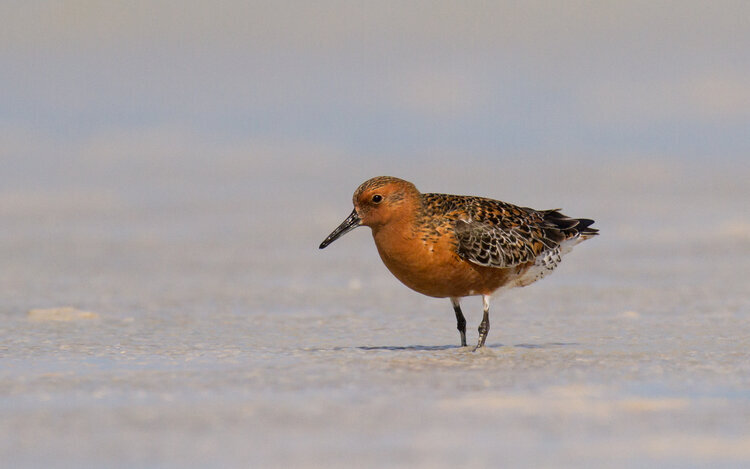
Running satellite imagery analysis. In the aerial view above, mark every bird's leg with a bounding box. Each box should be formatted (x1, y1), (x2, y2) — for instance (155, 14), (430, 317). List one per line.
(474, 295), (491, 351)
(450, 297), (467, 347)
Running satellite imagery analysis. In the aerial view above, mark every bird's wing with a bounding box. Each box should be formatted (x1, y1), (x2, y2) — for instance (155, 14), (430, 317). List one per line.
(454, 218), (546, 268)
(452, 199), (563, 268)
(422, 193), (596, 269)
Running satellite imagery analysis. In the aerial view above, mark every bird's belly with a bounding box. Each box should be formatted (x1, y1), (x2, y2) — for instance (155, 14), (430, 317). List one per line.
(374, 235), (516, 298)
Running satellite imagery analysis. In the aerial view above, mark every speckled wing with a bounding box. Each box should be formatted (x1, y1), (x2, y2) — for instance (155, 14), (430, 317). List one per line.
(454, 217), (544, 268)
(451, 199), (566, 269)
(420, 193), (596, 269)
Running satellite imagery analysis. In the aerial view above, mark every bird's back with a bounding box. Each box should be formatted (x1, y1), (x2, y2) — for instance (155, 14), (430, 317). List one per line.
(418, 192), (598, 271)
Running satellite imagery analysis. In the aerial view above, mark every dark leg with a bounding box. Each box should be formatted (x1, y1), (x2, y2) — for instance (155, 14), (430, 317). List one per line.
(450, 298), (467, 347)
(474, 295), (491, 351)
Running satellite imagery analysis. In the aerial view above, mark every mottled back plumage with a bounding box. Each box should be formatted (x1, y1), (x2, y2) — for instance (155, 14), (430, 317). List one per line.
(418, 193), (598, 269)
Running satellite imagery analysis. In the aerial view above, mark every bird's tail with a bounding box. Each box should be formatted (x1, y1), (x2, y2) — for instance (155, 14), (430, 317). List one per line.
(542, 209), (599, 241)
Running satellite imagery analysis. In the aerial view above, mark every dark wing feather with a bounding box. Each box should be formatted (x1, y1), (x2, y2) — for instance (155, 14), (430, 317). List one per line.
(418, 193), (597, 269)
(449, 198), (595, 268)
(454, 217), (549, 268)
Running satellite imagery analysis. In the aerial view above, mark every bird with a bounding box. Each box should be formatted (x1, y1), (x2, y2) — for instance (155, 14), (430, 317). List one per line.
(319, 176), (598, 350)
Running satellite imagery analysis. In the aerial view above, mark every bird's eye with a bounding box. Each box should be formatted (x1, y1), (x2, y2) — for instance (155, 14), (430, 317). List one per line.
(372, 194), (383, 203)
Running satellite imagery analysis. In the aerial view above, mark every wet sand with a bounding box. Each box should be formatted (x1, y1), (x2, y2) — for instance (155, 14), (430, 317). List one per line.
(1, 159), (749, 468)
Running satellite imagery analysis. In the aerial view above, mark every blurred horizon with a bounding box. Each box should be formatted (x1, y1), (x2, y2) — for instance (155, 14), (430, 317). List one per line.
(2, 0), (749, 172)
(1, 1), (748, 257)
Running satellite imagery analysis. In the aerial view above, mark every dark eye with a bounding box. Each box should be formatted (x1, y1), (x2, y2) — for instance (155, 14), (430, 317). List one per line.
(371, 194), (383, 203)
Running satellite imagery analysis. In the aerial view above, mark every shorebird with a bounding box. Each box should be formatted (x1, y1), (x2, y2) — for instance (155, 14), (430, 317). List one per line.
(319, 176), (598, 350)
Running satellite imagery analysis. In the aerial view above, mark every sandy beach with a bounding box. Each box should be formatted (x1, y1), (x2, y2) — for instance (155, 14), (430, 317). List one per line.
(2, 158), (749, 468)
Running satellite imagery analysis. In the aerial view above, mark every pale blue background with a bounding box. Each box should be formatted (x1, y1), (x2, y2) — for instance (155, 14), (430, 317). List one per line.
(2, 1), (749, 171)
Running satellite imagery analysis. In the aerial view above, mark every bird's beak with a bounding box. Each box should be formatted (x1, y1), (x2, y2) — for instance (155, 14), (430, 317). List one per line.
(319, 209), (361, 249)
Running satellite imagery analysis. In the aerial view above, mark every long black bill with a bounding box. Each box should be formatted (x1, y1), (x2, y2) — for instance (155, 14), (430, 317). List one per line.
(319, 209), (361, 249)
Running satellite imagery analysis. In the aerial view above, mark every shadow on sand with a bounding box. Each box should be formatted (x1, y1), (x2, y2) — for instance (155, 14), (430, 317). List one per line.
(354, 342), (578, 351)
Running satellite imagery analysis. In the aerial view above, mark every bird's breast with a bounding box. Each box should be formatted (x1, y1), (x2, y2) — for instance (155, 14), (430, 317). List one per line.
(371, 222), (514, 298)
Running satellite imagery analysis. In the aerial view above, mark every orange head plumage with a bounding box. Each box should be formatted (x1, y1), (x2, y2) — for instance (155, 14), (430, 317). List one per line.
(319, 176), (419, 247)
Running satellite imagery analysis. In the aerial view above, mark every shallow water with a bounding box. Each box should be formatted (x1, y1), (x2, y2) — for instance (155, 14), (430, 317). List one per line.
(1, 159), (749, 468)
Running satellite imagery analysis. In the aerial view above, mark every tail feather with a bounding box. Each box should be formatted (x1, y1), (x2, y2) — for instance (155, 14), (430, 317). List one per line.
(574, 218), (599, 238)
(541, 209), (599, 240)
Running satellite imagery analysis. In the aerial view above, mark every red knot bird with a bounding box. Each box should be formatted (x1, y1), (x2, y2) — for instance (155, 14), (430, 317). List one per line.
(319, 176), (598, 350)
